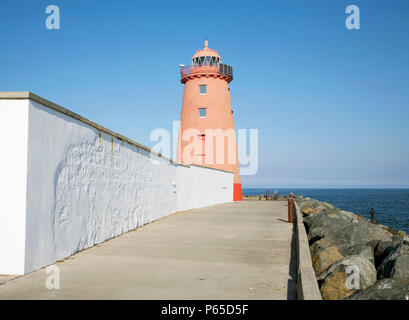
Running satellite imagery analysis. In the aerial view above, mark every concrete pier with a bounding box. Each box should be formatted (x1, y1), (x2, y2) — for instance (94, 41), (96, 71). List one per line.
(0, 201), (297, 299)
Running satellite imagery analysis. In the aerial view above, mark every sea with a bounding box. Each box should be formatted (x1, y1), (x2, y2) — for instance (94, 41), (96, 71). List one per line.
(242, 188), (409, 234)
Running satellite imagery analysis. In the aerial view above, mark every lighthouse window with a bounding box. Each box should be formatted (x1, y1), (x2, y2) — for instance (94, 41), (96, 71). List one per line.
(199, 108), (207, 118)
(199, 85), (207, 95)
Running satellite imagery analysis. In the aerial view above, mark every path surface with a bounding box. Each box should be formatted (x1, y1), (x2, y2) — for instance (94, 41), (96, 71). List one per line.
(0, 201), (297, 299)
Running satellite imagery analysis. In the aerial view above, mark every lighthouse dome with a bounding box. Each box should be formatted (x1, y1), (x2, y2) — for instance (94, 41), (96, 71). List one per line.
(192, 40), (221, 65)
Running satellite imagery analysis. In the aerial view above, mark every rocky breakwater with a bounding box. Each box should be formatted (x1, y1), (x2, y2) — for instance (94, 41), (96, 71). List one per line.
(296, 195), (409, 300)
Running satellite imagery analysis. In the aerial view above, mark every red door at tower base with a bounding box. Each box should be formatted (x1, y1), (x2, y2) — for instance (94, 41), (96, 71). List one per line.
(233, 183), (243, 201)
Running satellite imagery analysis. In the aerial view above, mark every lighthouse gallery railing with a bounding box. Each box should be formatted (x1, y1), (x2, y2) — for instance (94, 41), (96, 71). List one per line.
(181, 63), (233, 79)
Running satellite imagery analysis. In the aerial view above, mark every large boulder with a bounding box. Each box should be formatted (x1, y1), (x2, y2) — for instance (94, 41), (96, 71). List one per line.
(299, 199), (337, 220)
(378, 236), (409, 280)
(319, 255), (377, 300)
(302, 203), (386, 248)
(337, 210), (367, 223)
(346, 278), (409, 300)
(343, 243), (375, 265)
(311, 240), (375, 276)
(338, 220), (392, 245)
(309, 220), (389, 273)
(302, 207), (319, 215)
(305, 212), (352, 244)
(312, 245), (344, 275)
(304, 199), (392, 284)
(372, 234), (404, 268)
(315, 220), (392, 254)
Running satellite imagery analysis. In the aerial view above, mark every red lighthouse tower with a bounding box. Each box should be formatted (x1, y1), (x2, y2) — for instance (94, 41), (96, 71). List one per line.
(177, 40), (242, 201)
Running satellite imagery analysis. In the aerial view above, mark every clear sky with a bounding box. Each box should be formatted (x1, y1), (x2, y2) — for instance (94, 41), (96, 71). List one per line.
(1, 0), (408, 188)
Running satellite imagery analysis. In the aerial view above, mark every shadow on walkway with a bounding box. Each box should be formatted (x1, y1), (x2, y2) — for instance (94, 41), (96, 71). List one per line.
(287, 222), (298, 300)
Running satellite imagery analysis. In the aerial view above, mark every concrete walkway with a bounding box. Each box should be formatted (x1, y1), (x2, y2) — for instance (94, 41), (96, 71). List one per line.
(0, 201), (297, 300)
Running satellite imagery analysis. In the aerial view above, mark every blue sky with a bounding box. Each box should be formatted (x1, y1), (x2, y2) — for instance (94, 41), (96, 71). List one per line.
(1, 0), (408, 188)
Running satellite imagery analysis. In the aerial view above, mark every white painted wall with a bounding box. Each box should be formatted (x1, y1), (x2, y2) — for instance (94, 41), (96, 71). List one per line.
(0, 100), (29, 275)
(0, 97), (233, 275)
(176, 165), (233, 211)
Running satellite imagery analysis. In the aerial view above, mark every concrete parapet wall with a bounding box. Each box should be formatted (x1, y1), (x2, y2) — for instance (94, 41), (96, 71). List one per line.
(0, 92), (234, 275)
(294, 200), (322, 300)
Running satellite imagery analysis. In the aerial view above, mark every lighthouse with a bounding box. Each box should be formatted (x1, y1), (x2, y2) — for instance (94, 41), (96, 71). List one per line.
(177, 40), (242, 201)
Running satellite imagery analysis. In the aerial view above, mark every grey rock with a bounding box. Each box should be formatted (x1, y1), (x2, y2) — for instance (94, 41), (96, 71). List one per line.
(324, 220), (393, 251)
(306, 213), (351, 244)
(378, 237), (409, 280)
(317, 254), (376, 283)
(343, 244), (375, 265)
(310, 219), (392, 260)
(346, 278), (409, 300)
(337, 210), (366, 223)
(298, 199), (337, 219)
(372, 234), (404, 268)
(319, 255), (377, 300)
(310, 239), (374, 272)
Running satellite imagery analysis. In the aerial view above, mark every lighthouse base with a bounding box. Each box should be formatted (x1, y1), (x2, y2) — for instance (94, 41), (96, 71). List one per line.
(233, 183), (243, 201)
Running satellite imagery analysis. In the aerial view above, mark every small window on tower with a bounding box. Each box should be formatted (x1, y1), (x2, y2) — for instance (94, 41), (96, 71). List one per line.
(199, 108), (206, 118)
(199, 85), (207, 95)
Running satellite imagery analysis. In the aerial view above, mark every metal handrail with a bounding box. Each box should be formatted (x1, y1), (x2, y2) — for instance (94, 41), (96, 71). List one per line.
(181, 64), (220, 77)
(180, 63), (233, 79)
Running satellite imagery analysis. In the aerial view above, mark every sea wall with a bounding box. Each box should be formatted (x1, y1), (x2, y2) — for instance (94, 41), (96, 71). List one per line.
(296, 195), (409, 300)
(0, 92), (234, 275)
